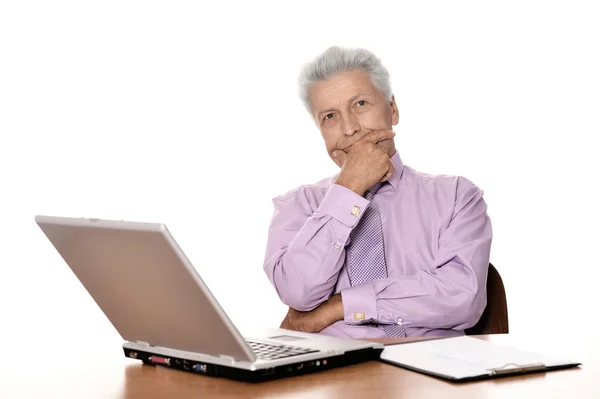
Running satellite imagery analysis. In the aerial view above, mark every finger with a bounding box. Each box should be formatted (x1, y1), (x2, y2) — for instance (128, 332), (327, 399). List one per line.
(332, 150), (348, 167)
(359, 129), (396, 145)
(280, 308), (292, 329)
(379, 161), (395, 182)
(280, 316), (288, 329)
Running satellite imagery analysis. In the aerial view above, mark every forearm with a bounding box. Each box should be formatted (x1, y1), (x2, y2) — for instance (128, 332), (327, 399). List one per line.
(265, 218), (349, 310)
(279, 294), (344, 333)
(264, 184), (369, 311)
(323, 293), (344, 325)
(341, 257), (488, 329)
(351, 257), (488, 329)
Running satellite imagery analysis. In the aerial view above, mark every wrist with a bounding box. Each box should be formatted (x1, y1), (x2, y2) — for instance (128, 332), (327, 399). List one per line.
(334, 177), (366, 196)
(325, 294), (344, 324)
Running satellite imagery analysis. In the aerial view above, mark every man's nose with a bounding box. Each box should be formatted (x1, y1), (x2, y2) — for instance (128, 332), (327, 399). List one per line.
(342, 114), (361, 137)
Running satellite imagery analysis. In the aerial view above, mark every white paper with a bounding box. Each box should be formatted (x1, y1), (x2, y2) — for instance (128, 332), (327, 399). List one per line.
(380, 336), (575, 380)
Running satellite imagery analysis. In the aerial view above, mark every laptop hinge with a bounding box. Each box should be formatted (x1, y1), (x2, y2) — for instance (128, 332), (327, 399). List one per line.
(135, 341), (151, 347)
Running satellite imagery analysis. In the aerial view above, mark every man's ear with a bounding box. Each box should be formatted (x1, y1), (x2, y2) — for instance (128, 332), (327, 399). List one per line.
(390, 95), (400, 126)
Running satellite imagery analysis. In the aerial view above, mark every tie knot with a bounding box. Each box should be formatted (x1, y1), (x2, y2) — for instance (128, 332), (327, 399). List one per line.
(365, 182), (384, 199)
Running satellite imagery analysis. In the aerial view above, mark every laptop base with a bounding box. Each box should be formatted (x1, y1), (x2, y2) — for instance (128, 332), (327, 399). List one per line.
(123, 347), (383, 382)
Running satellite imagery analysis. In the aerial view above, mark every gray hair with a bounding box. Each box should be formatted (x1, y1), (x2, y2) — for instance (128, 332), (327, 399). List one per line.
(298, 46), (393, 113)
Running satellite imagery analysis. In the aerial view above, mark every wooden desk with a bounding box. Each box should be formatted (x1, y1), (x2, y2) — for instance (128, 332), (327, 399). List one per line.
(1, 333), (597, 398)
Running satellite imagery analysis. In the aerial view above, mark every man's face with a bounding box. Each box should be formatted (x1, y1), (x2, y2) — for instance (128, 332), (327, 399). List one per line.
(308, 70), (399, 168)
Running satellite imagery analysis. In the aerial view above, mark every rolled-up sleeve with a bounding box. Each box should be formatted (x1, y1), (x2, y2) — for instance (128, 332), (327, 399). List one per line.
(263, 184), (369, 311)
(340, 182), (492, 331)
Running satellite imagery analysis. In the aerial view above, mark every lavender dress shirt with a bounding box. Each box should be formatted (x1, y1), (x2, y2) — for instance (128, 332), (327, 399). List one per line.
(263, 152), (492, 338)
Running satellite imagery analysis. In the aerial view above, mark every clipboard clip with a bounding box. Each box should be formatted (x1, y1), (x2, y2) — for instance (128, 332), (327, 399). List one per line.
(488, 362), (546, 375)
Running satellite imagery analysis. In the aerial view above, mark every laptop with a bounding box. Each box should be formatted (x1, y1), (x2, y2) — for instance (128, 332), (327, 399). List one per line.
(35, 215), (384, 382)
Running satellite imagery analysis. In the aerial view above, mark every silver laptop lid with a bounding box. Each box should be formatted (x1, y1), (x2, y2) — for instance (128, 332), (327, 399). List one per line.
(35, 215), (256, 362)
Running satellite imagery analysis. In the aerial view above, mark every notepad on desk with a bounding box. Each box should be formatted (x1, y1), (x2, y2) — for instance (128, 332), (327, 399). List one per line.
(379, 336), (580, 382)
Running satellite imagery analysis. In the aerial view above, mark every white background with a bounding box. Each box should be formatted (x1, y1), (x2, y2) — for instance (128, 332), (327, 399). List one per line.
(1, 0), (599, 355)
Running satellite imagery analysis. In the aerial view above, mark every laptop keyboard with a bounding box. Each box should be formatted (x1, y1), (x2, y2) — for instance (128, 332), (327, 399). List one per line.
(246, 340), (319, 361)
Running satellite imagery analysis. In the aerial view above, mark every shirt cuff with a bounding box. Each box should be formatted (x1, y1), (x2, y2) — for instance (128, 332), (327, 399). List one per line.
(317, 184), (370, 228)
(341, 281), (378, 324)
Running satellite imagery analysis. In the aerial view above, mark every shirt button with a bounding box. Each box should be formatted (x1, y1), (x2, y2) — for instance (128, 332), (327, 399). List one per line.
(333, 241), (341, 249)
(397, 318), (404, 326)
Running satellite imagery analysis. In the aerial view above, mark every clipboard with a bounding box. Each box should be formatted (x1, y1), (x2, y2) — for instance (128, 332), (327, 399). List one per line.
(379, 336), (581, 382)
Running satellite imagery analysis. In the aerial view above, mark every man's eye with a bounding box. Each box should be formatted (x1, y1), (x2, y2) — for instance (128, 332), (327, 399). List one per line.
(357, 100), (366, 106)
(324, 113), (334, 120)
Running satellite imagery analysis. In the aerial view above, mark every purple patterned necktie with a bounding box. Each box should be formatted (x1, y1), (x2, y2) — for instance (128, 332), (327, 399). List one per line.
(347, 182), (406, 337)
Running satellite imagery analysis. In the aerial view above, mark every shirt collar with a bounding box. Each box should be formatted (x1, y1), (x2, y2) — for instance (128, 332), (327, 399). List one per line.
(386, 150), (405, 191)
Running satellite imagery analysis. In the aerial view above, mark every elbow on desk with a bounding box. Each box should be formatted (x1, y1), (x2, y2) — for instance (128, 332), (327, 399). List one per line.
(264, 263), (316, 312)
(276, 285), (307, 311)
(455, 288), (487, 330)
(276, 284), (324, 312)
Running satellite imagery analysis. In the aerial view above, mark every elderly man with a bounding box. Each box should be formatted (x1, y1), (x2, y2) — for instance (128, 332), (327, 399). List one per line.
(263, 46), (493, 338)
